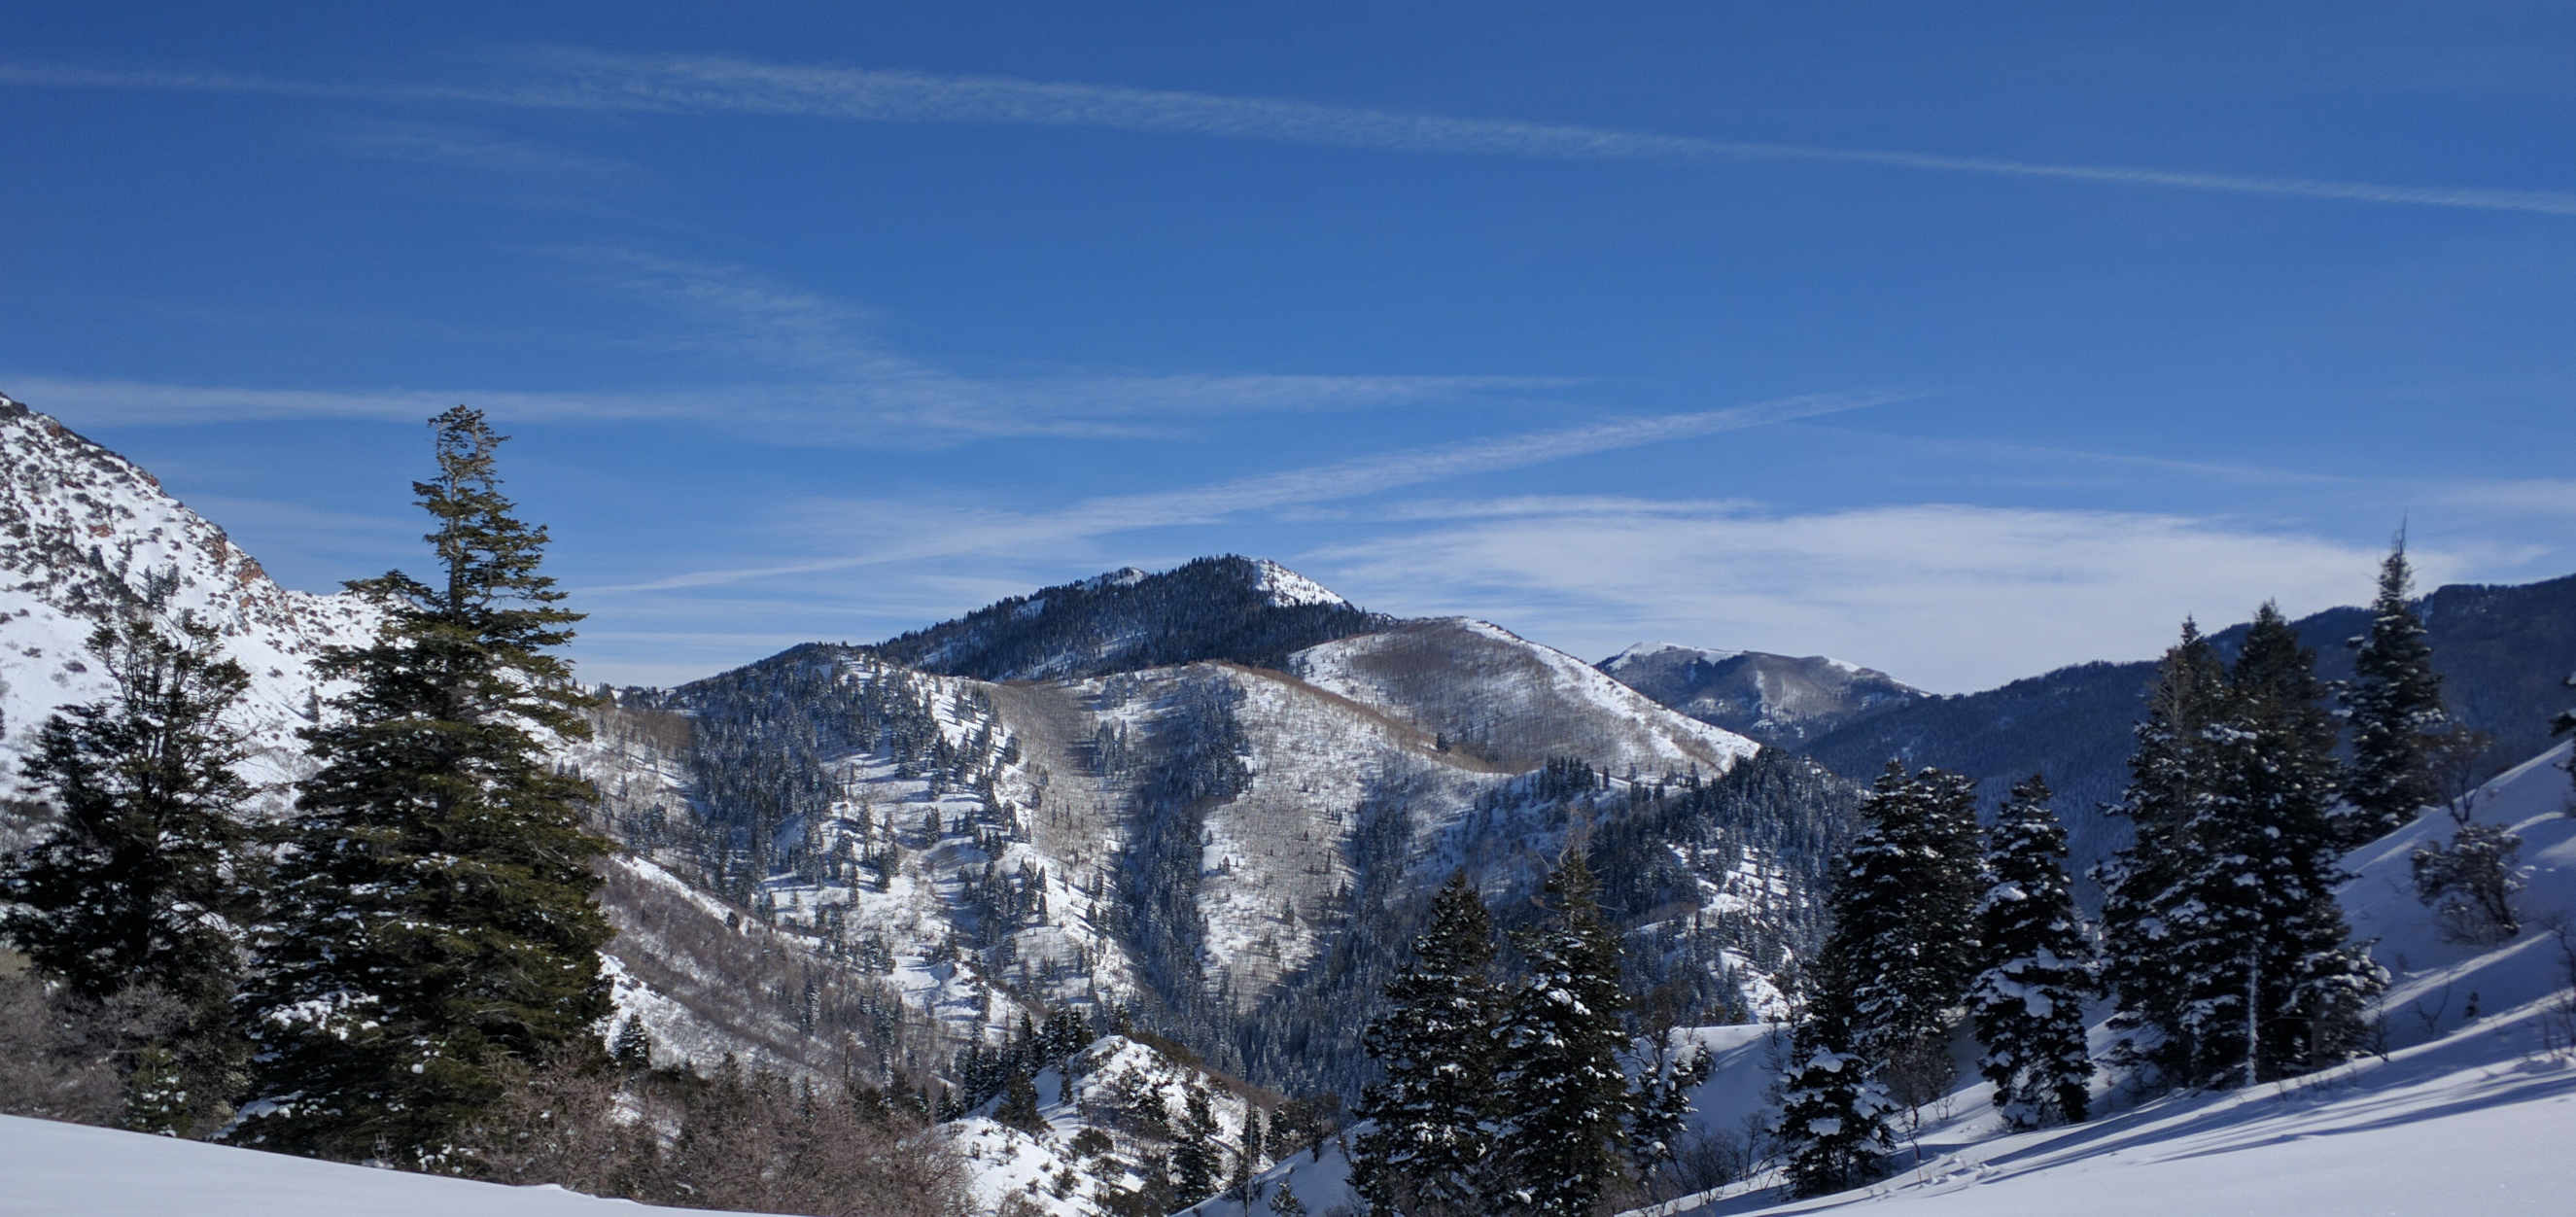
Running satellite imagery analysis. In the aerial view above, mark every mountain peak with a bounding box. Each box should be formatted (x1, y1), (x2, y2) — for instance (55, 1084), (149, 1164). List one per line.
(1240, 556), (1348, 608)
(1599, 641), (1927, 750)
(873, 555), (1382, 681)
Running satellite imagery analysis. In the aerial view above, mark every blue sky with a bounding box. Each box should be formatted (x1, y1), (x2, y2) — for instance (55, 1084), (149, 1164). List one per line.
(4, 2), (2571, 691)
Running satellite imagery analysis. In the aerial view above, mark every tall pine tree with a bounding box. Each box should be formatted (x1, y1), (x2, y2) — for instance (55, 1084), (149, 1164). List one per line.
(2105, 607), (2383, 1091)
(1350, 871), (1501, 1217)
(1828, 762), (1984, 1108)
(237, 407), (613, 1165)
(2096, 619), (2228, 1082)
(1488, 848), (1632, 1217)
(2341, 537), (2450, 847)
(1967, 776), (2094, 1129)
(2, 602), (260, 1134)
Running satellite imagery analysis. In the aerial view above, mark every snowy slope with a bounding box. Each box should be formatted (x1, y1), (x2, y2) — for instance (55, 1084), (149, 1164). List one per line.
(0, 1113), (726, 1217)
(1598, 643), (1927, 751)
(1204, 742), (2576, 1217)
(1295, 618), (1762, 777)
(1645, 739), (2576, 1217)
(0, 394), (380, 821)
(948, 1034), (1278, 1217)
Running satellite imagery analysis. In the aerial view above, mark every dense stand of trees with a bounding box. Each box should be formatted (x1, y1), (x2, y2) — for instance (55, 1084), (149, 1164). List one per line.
(1347, 852), (1715, 1217)
(1778, 538), (2489, 1199)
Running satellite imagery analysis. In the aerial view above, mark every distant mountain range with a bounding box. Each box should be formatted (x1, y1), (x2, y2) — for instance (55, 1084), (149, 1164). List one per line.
(1585, 577), (2576, 883)
(1595, 643), (1931, 750)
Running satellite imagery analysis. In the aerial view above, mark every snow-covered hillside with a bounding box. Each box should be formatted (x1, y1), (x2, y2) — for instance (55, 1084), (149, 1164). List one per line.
(1599, 642), (1927, 751)
(1295, 618), (1763, 775)
(0, 394), (380, 813)
(948, 1034), (1277, 1217)
(1660, 739), (2576, 1216)
(1191, 741), (2576, 1217)
(0, 1113), (715, 1217)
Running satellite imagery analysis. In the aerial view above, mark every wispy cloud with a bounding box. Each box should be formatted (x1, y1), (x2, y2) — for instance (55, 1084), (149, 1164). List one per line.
(3, 376), (699, 425)
(1293, 498), (2495, 692)
(320, 118), (634, 177)
(584, 392), (1899, 593)
(10, 52), (2570, 217)
(2429, 478), (2576, 517)
(9, 250), (1558, 441)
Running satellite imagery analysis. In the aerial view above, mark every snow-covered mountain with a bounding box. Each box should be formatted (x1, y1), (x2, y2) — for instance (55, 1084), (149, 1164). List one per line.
(1598, 643), (1928, 750)
(873, 555), (1390, 681)
(0, 393), (380, 820)
(587, 609), (1826, 1101)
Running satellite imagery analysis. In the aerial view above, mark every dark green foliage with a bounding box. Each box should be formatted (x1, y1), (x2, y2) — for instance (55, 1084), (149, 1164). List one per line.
(2, 604), (260, 1134)
(1350, 871), (1502, 1216)
(1488, 849), (1634, 1217)
(2343, 540), (2451, 846)
(610, 1015), (653, 1071)
(1170, 1086), (1221, 1202)
(1776, 1009), (1893, 1198)
(1777, 761), (1981, 1195)
(2097, 620), (2229, 1079)
(1824, 762), (1984, 1107)
(2103, 608), (2384, 1092)
(1624, 1037), (1712, 1181)
(994, 1070), (1047, 1132)
(238, 407), (614, 1165)
(1967, 777), (2095, 1129)
(873, 555), (1389, 681)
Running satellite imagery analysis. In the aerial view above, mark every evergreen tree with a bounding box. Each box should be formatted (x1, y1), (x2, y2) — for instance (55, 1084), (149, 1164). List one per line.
(994, 1071), (1046, 1133)
(237, 407), (614, 1165)
(609, 1015), (653, 1072)
(1350, 871), (1501, 1216)
(1488, 849), (1632, 1217)
(2342, 538), (2450, 846)
(2096, 620), (2228, 1081)
(1623, 1039), (1712, 1183)
(1775, 1007), (1894, 1199)
(1170, 1086), (1221, 1203)
(1828, 763), (1983, 1108)
(2166, 605), (2380, 1088)
(1967, 776), (2094, 1129)
(1, 604), (260, 1134)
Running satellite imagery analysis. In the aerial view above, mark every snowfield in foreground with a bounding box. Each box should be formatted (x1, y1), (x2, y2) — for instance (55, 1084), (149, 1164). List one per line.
(0, 1114), (727, 1217)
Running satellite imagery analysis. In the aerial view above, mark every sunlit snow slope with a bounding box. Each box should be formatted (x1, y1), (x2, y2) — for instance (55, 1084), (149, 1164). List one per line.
(0, 1114), (723, 1217)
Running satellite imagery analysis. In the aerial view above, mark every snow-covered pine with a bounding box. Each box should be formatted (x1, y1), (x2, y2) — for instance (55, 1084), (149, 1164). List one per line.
(1348, 870), (1501, 1217)
(1, 602), (263, 1135)
(1967, 775), (2095, 1129)
(2096, 618), (2228, 1083)
(1774, 1015), (1895, 1199)
(1487, 849), (1633, 1217)
(1820, 761), (1983, 1108)
(2165, 605), (2383, 1089)
(2341, 538), (2452, 847)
